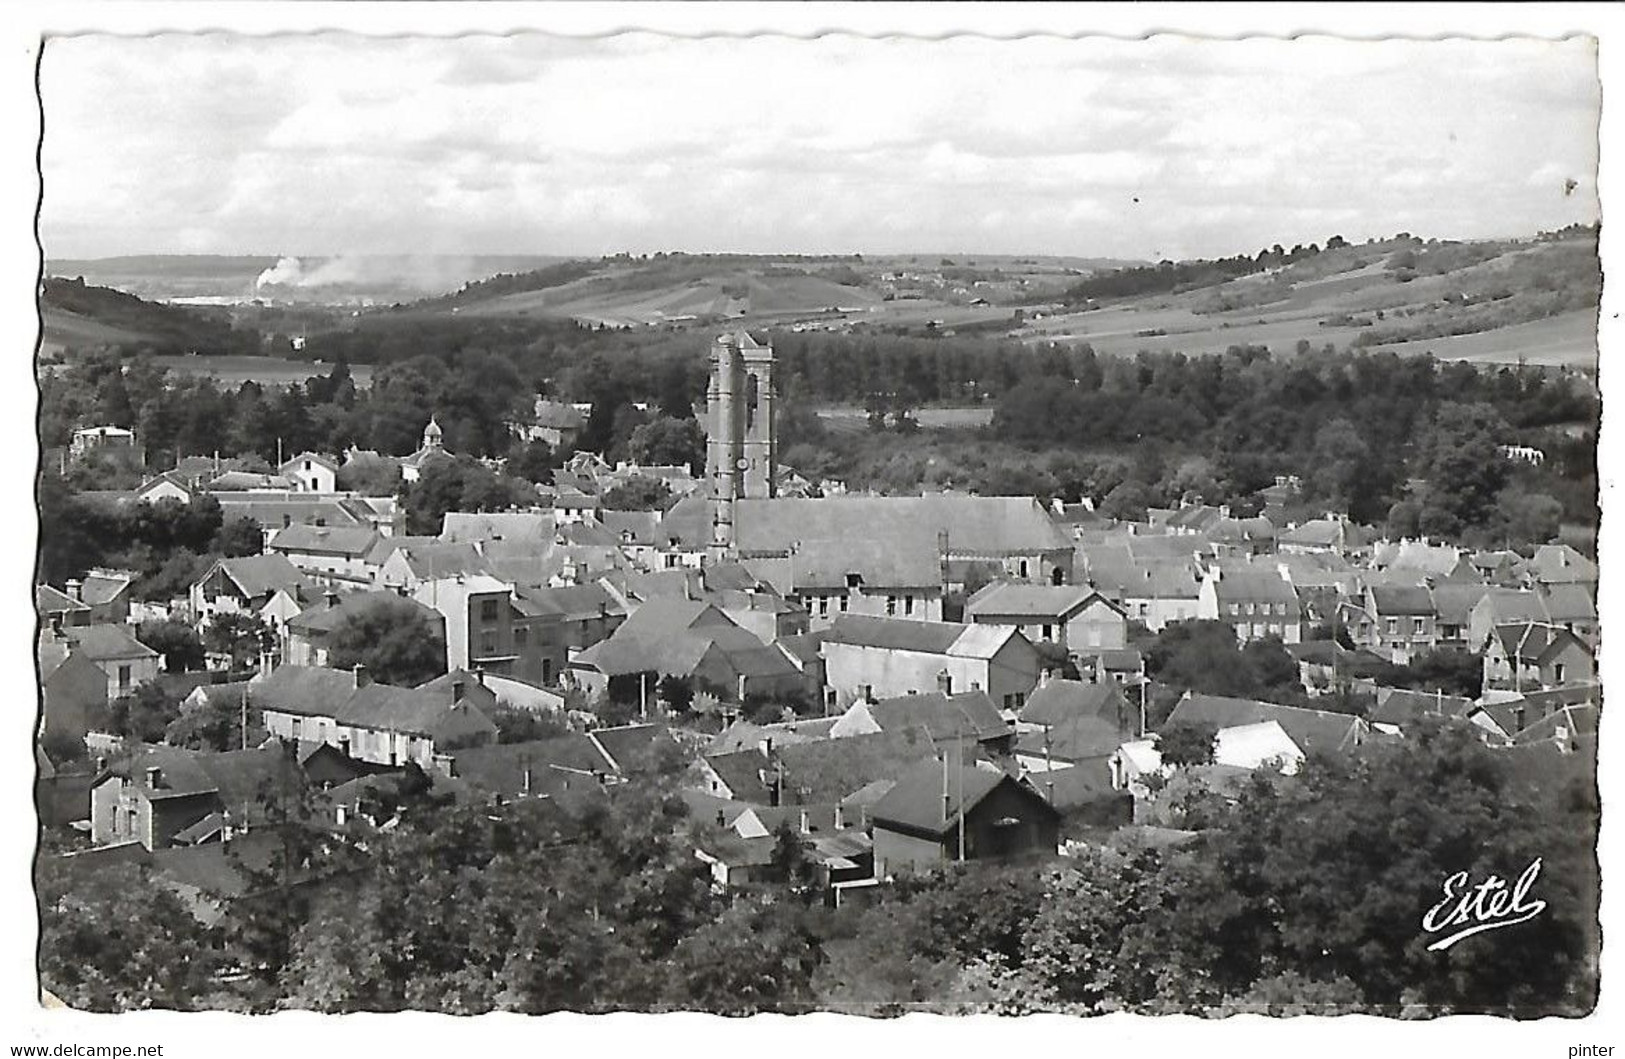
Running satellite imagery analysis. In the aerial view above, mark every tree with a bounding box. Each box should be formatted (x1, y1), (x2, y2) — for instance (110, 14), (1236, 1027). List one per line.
(602, 475), (673, 512)
(1099, 480), (1153, 521)
(1156, 721), (1218, 768)
(326, 596), (447, 688)
(1414, 403), (1511, 535)
(108, 682), (183, 743)
(136, 619), (205, 673)
(335, 453), (402, 496)
(212, 516), (266, 558)
(1146, 620), (1258, 699)
(486, 701), (571, 744)
(506, 438), (559, 484)
(627, 416), (706, 474)
(1497, 489), (1563, 549)
(35, 859), (228, 1011)
(164, 687), (264, 752)
(205, 611), (273, 671)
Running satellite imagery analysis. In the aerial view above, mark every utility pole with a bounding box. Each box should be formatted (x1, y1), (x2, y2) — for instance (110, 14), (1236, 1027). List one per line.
(241, 683), (249, 751)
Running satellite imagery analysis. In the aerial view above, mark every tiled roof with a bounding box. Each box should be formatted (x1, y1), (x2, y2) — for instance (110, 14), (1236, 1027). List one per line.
(250, 666), (364, 718)
(964, 583), (1103, 620)
(734, 495), (1071, 558)
(287, 590), (441, 636)
(36, 584), (89, 615)
(270, 524), (378, 557)
(1016, 713), (1127, 762)
(867, 690), (1009, 743)
(78, 570), (135, 607)
(1166, 693), (1364, 755)
(440, 511), (556, 545)
(872, 758), (1051, 836)
(1369, 584), (1435, 616)
(62, 623), (158, 663)
(1210, 571), (1298, 605)
(214, 554), (312, 599)
(1019, 679), (1129, 729)
(589, 724), (680, 773)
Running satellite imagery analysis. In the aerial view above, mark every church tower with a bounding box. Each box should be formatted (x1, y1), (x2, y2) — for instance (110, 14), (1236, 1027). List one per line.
(705, 331), (776, 558)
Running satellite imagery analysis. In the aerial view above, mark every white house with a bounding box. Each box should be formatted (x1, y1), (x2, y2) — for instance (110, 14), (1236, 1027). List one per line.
(820, 615), (1041, 712)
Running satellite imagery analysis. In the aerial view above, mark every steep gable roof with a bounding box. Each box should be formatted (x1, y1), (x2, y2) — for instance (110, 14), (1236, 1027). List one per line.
(1369, 584), (1435, 616)
(270, 524), (379, 558)
(1166, 693), (1364, 755)
(61, 623), (158, 663)
(872, 758), (1054, 836)
(867, 690), (1009, 743)
(249, 665), (364, 718)
(213, 554), (313, 600)
(964, 583), (1104, 620)
(36, 584), (90, 616)
(1019, 678), (1129, 729)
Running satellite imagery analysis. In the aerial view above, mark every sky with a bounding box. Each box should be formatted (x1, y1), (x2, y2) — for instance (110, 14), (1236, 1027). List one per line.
(38, 31), (1602, 262)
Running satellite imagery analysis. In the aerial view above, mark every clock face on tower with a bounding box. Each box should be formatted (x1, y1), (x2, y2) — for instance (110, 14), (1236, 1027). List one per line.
(736, 458), (751, 471)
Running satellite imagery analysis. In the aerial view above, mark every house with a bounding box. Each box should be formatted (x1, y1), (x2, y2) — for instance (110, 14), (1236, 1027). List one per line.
(42, 624), (161, 701)
(1468, 589), (1556, 653)
(1196, 568), (1302, 644)
(839, 687), (1014, 754)
(1539, 583), (1599, 649)
(284, 590), (446, 670)
(1208, 515), (1277, 557)
(71, 425), (137, 459)
(440, 511), (556, 547)
(511, 582), (626, 685)
(1430, 583), (1495, 650)
(189, 554), (313, 628)
(820, 615), (1041, 712)
(39, 647), (109, 743)
(441, 735), (617, 800)
(963, 583), (1125, 656)
(519, 398), (588, 451)
(37, 583), (92, 630)
(1108, 720), (1306, 796)
(569, 597), (805, 705)
(213, 494), (372, 545)
(377, 541), (494, 591)
(1367, 687), (1476, 731)
(1482, 623), (1595, 692)
(88, 743), (305, 851)
(1279, 515), (1363, 556)
(694, 727), (943, 808)
(1529, 543), (1598, 590)
(134, 472), (196, 506)
(71, 569), (135, 625)
(278, 452), (340, 494)
(1364, 584), (1438, 664)
(1163, 692), (1369, 756)
(269, 524), (379, 581)
(254, 664), (498, 769)
(870, 758), (1060, 876)
(410, 574), (554, 685)
(208, 470), (298, 492)
(1017, 677), (1136, 735)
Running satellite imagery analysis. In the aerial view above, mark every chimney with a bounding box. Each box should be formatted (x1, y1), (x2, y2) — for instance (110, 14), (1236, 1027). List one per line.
(473, 666), (486, 687)
(48, 613), (62, 636)
(145, 766), (162, 789)
(937, 669), (953, 696)
(970, 681), (981, 692)
(353, 663), (370, 689)
(1039, 668), (1052, 689)
(66, 578), (83, 602)
(716, 809), (727, 827)
(833, 803), (845, 830)
(325, 590), (339, 608)
(452, 678), (466, 702)
(338, 734), (351, 758)
(283, 514), (292, 529)
(521, 765), (532, 795)
(94, 755), (107, 772)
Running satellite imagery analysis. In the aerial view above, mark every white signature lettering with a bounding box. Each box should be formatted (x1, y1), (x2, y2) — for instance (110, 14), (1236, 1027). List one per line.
(1422, 858), (1547, 951)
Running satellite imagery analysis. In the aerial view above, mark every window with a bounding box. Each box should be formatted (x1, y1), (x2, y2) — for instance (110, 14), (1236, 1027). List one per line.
(1554, 662), (1567, 683)
(839, 595), (849, 612)
(515, 627), (528, 647)
(1251, 623), (1266, 639)
(818, 596), (829, 616)
(1228, 603), (1240, 616)
(480, 632), (497, 656)
(543, 659), (554, 684)
(1042, 624), (1054, 640)
(1413, 617), (1425, 636)
(1386, 618), (1398, 635)
(904, 595), (915, 616)
(480, 599), (500, 623)
(117, 665), (131, 692)
(1244, 602), (1256, 615)
(1276, 602), (1288, 616)
(1018, 560), (1029, 578)
(886, 596), (897, 616)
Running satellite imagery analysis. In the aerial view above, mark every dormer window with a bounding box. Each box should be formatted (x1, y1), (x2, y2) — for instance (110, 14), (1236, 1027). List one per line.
(846, 573), (862, 589)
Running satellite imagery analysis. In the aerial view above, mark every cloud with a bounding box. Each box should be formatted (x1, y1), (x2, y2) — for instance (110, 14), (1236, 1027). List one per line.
(37, 32), (1602, 260)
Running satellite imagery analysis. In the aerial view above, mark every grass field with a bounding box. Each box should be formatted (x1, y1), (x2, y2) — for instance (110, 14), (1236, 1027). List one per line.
(1364, 310), (1597, 368)
(815, 405), (995, 434)
(151, 355), (374, 389)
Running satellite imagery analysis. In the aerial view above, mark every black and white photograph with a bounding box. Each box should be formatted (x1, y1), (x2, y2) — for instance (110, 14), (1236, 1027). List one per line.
(10, 1), (1620, 1049)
